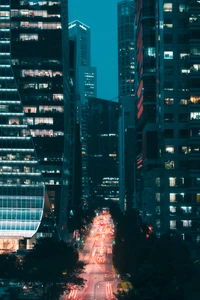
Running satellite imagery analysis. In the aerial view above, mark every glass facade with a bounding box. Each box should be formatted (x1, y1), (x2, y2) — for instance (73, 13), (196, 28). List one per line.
(10, 0), (70, 231)
(0, 0), (44, 238)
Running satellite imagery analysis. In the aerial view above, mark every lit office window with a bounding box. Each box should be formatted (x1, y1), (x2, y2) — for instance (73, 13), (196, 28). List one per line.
(164, 51), (173, 59)
(170, 220), (176, 229)
(181, 207), (192, 214)
(165, 160), (174, 169)
(164, 3), (172, 12)
(165, 146), (174, 153)
(170, 193), (176, 202)
(169, 178), (176, 187)
(182, 220), (192, 227)
(190, 112), (200, 120)
(169, 206), (176, 215)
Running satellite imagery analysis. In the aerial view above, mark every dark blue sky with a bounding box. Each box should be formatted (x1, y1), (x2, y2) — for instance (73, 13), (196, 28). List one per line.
(68, 0), (119, 101)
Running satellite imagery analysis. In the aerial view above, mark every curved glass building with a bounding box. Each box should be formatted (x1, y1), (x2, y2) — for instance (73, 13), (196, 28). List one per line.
(0, 0), (45, 238)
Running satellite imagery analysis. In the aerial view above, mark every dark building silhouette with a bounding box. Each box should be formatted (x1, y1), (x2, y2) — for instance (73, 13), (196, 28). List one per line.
(117, 0), (136, 211)
(88, 98), (119, 206)
(10, 0), (71, 240)
(135, 0), (200, 242)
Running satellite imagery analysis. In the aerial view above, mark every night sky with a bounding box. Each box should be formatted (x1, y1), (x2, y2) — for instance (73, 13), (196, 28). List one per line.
(68, 0), (119, 101)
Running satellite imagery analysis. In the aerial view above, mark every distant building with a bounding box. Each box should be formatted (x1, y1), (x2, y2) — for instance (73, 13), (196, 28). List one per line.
(69, 20), (97, 204)
(135, 0), (200, 242)
(88, 98), (119, 205)
(117, 0), (136, 211)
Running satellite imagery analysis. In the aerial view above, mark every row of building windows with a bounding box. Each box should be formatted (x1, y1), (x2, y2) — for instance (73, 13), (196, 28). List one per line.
(11, 9), (60, 18)
(24, 106), (63, 114)
(163, 3), (188, 13)
(21, 69), (62, 77)
(156, 193), (200, 203)
(19, 1), (61, 7)
(165, 96), (200, 105)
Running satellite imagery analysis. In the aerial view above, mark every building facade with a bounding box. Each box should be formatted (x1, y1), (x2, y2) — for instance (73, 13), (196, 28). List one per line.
(88, 98), (119, 205)
(135, 0), (200, 242)
(0, 0), (45, 249)
(69, 20), (97, 204)
(117, 0), (136, 211)
(9, 0), (71, 239)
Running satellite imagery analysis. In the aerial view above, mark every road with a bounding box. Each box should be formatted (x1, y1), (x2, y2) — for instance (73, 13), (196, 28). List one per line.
(67, 212), (117, 300)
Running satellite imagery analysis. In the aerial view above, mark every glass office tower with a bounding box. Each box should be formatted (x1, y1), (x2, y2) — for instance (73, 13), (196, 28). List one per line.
(117, 0), (136, 211)
(0, 0), (45, 241)
(10, 0), (70, 235)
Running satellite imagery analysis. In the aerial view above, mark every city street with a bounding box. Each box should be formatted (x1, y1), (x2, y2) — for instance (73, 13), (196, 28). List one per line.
(67, 212), (117, 300)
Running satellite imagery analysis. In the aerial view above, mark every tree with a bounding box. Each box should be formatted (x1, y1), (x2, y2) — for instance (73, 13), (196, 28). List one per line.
(115, 232), (199, 300)
(22, 238), (85, 300)
(112, 208), (151, 277)
(0, 254), (21, 280)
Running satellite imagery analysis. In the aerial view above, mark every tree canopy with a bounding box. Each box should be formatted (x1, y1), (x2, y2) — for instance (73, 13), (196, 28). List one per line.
(22, 238), (84, 299)
(109, 208), (200, 300)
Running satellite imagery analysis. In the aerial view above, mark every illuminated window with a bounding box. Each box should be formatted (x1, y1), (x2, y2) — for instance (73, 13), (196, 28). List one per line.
(181, 69), (190, 74)
(190, 96), (200, 104)
(155, 178), (160, 186)
(180, 53), (189, 59)
(164, 98), (174, 105)
(20, 34), (38, 41)
(182, 220), (192, 227)
(190, 112), (200, 120)
(170, 220), (176, 229)
(196, 194), (200, 202)
(53, 94), (63, 101)
(165, 160), (174, 169)
(189, 14), (197, 23)
(164, 51), (173, 59)
(156, 193), (160, 202)
(181, 206), (192, 214)
(165, 146), (174, 153)
(164, 3), (172, 12)
(179, 4), (186, 12)
(179, 99), (188, 105)
(170, 193), (176, 202)
(27, 118), (33, 125)
(24, 107), (37, 113)
(169, 206), (176, 215)
(169, 178), (176, 187)
(164, 23), (173, 28)
(9, 118), (20, 125)
(34, 118), (53, 125)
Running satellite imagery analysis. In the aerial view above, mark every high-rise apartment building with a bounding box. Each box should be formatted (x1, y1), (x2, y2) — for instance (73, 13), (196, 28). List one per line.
(88, 98), (119, 205)
(9, 0), (71, 240)
(69, 20), (97, 204)
(0, 0), (45, 249)
(118, 0), (136, 211)
(135, 0), (200, 242)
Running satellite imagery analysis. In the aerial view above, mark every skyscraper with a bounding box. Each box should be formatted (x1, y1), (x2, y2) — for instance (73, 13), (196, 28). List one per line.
(0, 0), (45, 249)
(117, 0), (136, 211)
(69, 20), (97, 204)
(88, 98), (119, 205)
(135, 0), (200, 242)
(9, 0), (71, 240)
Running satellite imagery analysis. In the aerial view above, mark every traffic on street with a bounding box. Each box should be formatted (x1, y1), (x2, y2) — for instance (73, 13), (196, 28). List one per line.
(66, 210), (117, 300)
